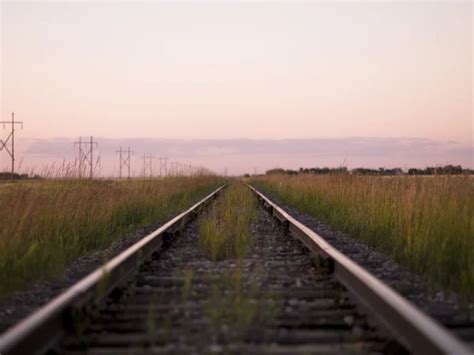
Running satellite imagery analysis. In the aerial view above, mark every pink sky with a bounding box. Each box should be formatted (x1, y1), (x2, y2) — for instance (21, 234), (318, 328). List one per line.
(10, 137), (472, 176)
(0, 1), (472, 174)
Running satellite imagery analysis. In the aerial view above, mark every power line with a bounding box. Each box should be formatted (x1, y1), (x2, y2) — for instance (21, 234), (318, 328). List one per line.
(0, 112), (23, 177)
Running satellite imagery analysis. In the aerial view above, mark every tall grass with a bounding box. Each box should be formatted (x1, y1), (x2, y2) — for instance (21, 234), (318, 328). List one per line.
(0, 176), (223, 298)
(252, 175), (474, 300)
(199, 183), (257, 260)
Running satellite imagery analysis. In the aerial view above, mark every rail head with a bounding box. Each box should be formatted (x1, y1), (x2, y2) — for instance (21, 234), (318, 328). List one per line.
(248, 184), (470, 355)
(0, 185), (225, 355)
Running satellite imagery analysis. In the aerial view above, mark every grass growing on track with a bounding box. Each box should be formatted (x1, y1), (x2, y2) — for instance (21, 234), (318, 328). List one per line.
(199, 183), (257, 260)
(252, 174), (474, 300)
(197, 183), (276, 342)
(0, 176), (223, 298)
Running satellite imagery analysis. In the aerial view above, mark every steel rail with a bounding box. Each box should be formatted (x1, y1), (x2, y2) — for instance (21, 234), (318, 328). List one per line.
(248, 185), (470, 355)
(0, 185), (225, 355)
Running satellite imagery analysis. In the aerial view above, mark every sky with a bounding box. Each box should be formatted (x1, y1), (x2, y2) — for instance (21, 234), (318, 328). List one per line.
(0, 1), (472, 174)
(14, 136), (472, 177)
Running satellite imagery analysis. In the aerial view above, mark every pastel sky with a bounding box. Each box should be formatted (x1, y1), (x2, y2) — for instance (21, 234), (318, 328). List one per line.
(0, 1), (472, 174)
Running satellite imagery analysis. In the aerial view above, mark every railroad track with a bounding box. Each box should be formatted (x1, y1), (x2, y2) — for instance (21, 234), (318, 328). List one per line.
(0, 184), (471, 355)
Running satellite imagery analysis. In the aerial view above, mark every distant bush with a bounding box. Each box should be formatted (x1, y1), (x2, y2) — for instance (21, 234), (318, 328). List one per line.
(262, 165), (473, 176)
(0, 172), (28, 180)
(352, 167), (403, 176)
(265, 168), (288, 175)
(0, 172), (42, 180)
(265, 167), (347, 175)
(408, 165), (469, 175)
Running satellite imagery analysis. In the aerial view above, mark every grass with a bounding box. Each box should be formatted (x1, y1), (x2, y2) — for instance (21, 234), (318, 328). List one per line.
(0, 176), (224, 298)
(252, 174), (474, 300)
(199, 183), (257, 260)
(197, 183), (276, 344)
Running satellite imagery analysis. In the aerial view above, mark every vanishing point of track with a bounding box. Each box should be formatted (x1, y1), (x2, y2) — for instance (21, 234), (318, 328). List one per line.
(0, 185), (470, 354)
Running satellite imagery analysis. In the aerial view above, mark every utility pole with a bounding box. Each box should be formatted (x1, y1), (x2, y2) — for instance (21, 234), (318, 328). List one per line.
(74, 136), (98, 179)
(0, 112), (23, 178)
(142, 154), (154, 178)
(117, 146), (133, 179)
(158, 156), (168, 177)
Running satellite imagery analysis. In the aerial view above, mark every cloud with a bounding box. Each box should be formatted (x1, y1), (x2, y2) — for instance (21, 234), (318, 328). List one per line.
(6, 136), (473, 176)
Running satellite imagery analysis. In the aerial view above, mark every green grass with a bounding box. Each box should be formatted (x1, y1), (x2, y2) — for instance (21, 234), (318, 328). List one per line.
(0, 176), (224, 298)
(197, 182), (276, 343)
(199, 183), (257, 260)
(252, 174), (474, 300)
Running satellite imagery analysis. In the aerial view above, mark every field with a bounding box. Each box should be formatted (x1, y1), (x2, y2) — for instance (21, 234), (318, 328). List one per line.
(252, 174), (474, 300)
(0, 176), (223, 298)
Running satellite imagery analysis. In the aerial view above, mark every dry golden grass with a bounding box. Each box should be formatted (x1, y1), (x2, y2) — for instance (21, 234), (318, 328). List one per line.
(0, 176), (223, 297)
(252, 174), (474, 300)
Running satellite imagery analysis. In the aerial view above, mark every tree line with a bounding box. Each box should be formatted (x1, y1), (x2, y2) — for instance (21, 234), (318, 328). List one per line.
(263, 165), (473, 176)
